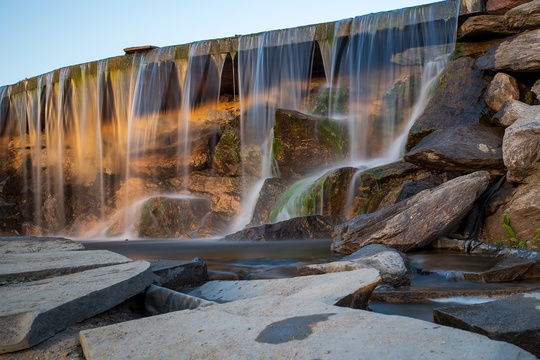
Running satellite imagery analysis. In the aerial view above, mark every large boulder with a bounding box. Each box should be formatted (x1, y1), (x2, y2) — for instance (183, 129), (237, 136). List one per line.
(212, 125), (241, 176)
(332, 171), (491, 254)
(433, 291), (540, 358)
(476, 29), (540, 72)
(404, 124), (505, 175)
(457, 15), (519, 40)
(406, 57), (491, 150)
(492, 99), (536, 127)
(273, 109), (348, 177)
(485, 73), (520, 113)
(224, 215), (334, 242)
(486, 0), (533, 14)
(505, 0), (540, 30)
(248, 178), (292, 227)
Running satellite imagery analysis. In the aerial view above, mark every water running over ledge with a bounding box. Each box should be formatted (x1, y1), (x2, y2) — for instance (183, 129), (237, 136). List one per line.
(0, 2), (460, 238)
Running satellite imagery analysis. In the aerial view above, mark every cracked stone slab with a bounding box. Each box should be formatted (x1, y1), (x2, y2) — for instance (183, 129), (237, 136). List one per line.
(79, 295), (535, 360)
(0, 237), (84, 254)
(0, 261), (153, 354)
(0, 250), (132, 282)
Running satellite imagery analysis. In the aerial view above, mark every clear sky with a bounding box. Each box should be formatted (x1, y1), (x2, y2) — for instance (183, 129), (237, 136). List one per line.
(0, 0), (438, 87)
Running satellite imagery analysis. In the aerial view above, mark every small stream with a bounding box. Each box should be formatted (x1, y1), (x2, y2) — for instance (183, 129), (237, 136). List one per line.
(82, 239), (540, 322)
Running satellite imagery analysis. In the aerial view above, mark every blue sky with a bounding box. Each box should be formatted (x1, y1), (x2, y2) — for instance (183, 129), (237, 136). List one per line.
(0, 0), (437, 86)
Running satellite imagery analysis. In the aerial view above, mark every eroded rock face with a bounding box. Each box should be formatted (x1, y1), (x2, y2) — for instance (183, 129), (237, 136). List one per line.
(406, 57), (491, 150)
(457, 15), (518, 40)
(505, 0), (540, 30)
(486, 0), (533, 14)
(485, 73), (520, 112)
(492, 100), (535, 127)
(476, 29), (540, 72)
(503, 111), (540, 183)
(273, 109), (348, 177)
(212, 125), (241, 176)
(332, 171), (492, 254)
(404, 124), (505, 174)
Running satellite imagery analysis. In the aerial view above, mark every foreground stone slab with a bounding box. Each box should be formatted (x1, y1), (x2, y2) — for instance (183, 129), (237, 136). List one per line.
(0, 237), (84, 254)
(0, 261), (152, 354)
(80, 296), (535, 360)
(189, 269), (380, 309)
(0, 250), (132, 282)
(332, 171), (491, 254)
(145, 284), (215, 315)
(434, 292), (540, 357)
(150, 258), (208, 289)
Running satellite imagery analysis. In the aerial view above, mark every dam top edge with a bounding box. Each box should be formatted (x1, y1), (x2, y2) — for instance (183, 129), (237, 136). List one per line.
(1, 1), (466, 92)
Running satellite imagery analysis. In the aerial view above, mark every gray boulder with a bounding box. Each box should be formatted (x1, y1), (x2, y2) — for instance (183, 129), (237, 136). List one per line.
(150, 258), (208, 289)
(503, 110), (540, 182)
(492, 99), (535, 127)
(462, 257), (540, 282)
(0, 261), (152, 354)
(80, 295), (536, 360)
(298, 244), (410, 287)
(332, 171), (491, 254)
(485, 72), (520, 113)
(505, 0), (540, 30)
(404, 124), (505, 175)
(476, 29), (540, 72)
(434, 291), (540, 358)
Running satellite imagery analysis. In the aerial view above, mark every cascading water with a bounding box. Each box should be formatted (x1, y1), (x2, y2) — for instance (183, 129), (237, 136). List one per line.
(0, 2), (460, 238)
(268, 2), (460, 222)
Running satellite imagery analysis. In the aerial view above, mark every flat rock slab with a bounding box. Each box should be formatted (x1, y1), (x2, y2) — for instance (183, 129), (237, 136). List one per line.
(0, 261), (153, 354)
(150, 258), (208, 289)
(0, 250), (132, 282)
(0, 237), (84, 254)
(434, 292), (540, 358)
(188, 269), (381, 308)
(80, 296), (535, 360)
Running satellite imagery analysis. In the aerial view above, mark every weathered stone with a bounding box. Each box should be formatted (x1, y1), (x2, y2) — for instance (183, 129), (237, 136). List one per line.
(240, 144), (263, 177)
(0, 250), (132, 283)
(332, 171), (491, 254)
(433, 291), (540, 358)
(492, 99), (536, 127)
(532, 79), (540, 100)
(0, 261), (152, 354)
(486, 0), (533, 14)
(457, 15), (519, 40)
(224, 215), (334, 242)
(299, 244), (410, 287)
(189, 139), (210, 170)
(505, 0), (540, 29)
(190, 268), (381, 309)
(212, 125), (241, 176)
(150, 258), (208, 289)
(80, 296), (536, 360)
(463, 257), (540, 282)
(391, 45), (450, 66)
(460, 0), (487, 15)
(0, 237), (84, 254)
(137, 196), (212, 238)
(268, 167), (358, 224)
(476, 29), (540, 72)
(273, 109), (348, 177)
(404, 124), (505, 174)
(451, 38), (506, 60)
(503, 112), (540, 182)
(248, 178), (292, 227)
(406, 57), (491, 150)
(145, 284), (215, 315)
(485, 73), (520, 112)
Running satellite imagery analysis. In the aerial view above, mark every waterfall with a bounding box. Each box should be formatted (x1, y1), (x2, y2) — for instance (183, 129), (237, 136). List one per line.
(0, 2), (460, 238)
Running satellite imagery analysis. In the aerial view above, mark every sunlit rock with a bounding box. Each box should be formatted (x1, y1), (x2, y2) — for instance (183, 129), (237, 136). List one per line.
(485, 73), (520, 112)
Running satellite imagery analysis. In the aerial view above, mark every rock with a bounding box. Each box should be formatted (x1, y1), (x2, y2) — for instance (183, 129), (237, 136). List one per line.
(268, 167), (358, 224)
(150, 258), (208, 289)
(457, 15), (519, 40)
(189, 268), (380, 309)
(299, 244), (410, 287)
(460, 0), (486, 15)
(0, 237), (84, 253)
(492, 99), (535, 127)
(404, 124), (505, 174)
(0, 250), (132, 283)
(240, 144), (263, 177)
(137, 196), (212, 238)
(224, 215), (334, 241)
(462, 257), (540, 282)
(406, 57), (491, 150)
(248, 178), (292, 227)
(79, 295), (536, 360)
(486, 0), (533, 14)
(532, 79), (540, 100)
(332, 171), (491, 254)
(0, 261), (152, 354)
(503, 111), (540, 182)
(189, 139), (210, 170)
(485, 73), (520, 112)
(273, 109), (348, 177)
(145, 284), (215, 315)
(476, 29), (540, 72)
(212, 125), (241, 176)
(433, 291), (540, 358)
(505, 0), (540, 29)
(391, 45), (450, 66)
